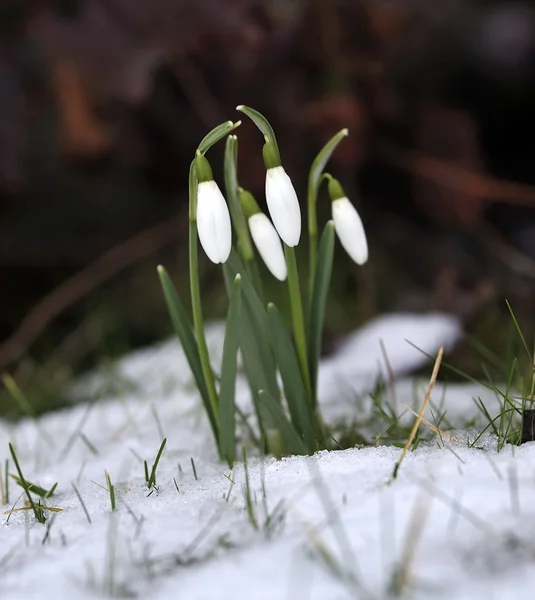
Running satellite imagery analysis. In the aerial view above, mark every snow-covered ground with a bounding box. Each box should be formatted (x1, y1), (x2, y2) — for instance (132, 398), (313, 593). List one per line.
(1, 313), (533, 599)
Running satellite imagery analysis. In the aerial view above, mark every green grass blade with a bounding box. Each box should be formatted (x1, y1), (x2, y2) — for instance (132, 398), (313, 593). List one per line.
(236, 105), (279, 153)
(144, 461), (149, 484)
(10, 475), (57, 499)
(258, 390), (307, 456)
(218, 274), (242, 466)
(308, 221), (335, 403)
(505, 300), (532, 362)
(148, 438), (167, 488)
(197, 120), (241, 155)
(267, 303), (316, 452)
(2, 374), (35, 418)
(9, 443), (46, 523)
(105, 471), (116, 511)
(157, 266), (218, 440)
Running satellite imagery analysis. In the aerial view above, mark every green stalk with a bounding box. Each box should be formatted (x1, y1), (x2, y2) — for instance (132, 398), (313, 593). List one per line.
(308, 182), (319, 299)
(188, 160), (220, 423)
(285, 245), (312, 399)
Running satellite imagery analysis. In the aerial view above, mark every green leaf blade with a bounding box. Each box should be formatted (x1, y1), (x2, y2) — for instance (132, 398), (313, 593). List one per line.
(223, 255), (281, 438)
(157, 266), (218, 440)
(236, 105), (279, 153)
(224, 135), (255, 262)
(308, 221), (335, 403)
(197, 120), (241, 155)
(267, 303), (317, 453)
(218, 274), (242, 466)
(258, 390), (307, 456)
(308, 129), (348, 201)
(225, 252), (280, 400)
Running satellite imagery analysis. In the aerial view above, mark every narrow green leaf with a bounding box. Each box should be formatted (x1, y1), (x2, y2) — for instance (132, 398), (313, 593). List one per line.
(9, 475), (57, 499)
(105, 471), (116, 511)
(226, 252), (268, 342)
(505, 300), (532, 362)
(308, 129), (348, 203)
(144, 461), (149, 484)
(218, 274), (242, 466)
(224, 136), (253, 258)
(267, 304), (316, 452)
(308, 221), (335, 403)
(307, 129), (348, 298)
(236, 105), (279, 153)
(197, 120), (241, 155)
(9, 443), (46, 523)
(258, 390), (307, 456)
(157, 266), (218, 440)
(223, 258), (280, 438)
(224, 252), (279, 401)
(2, 373), (35, 418)
(148, 438), (167, 488)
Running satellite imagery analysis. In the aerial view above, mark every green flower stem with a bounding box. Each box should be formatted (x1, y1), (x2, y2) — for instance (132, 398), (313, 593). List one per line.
(284, 245), (312, 400)
(307, 181), (319, 299)
(188, 160), (220, 424)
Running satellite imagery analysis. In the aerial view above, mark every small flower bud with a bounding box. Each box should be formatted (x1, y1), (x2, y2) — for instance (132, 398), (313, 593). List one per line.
(195, 155), (232, 264)
(328, 178), (368, 265)
(239, 188), (287, 281)
(265, 166), (301, 247)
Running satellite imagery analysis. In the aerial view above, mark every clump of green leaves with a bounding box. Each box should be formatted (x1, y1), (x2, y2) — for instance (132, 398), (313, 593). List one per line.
(159, 109), (367, 465)
(8, 443), (60, 523)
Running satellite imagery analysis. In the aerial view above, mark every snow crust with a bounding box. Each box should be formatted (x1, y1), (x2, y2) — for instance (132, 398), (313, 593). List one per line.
(1, 313), (533, 600)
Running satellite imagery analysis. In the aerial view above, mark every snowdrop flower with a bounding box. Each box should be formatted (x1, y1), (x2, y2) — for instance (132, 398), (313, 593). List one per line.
(263, 141), (301, 247)
(328, 177), (368, 265)
(239, 188), (287, 281)
(194, 154), (232, 264)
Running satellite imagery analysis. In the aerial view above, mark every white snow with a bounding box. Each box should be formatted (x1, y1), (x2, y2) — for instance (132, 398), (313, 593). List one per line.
(1, 312), (533, 599)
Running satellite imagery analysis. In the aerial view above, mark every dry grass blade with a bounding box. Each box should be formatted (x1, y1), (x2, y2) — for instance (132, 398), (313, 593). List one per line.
(392, 347), (443, 479)
(401, 403), (457, 441)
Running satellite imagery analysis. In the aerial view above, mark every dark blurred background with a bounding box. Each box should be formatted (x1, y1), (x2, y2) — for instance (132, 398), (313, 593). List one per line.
(2, 0), (535, 416)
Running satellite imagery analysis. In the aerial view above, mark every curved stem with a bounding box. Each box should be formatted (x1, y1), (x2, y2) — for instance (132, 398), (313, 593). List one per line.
(189, 161), (220, 429)
(285, 245), (312, 400)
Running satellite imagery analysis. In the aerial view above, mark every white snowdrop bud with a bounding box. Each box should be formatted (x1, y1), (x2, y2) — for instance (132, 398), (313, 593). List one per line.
(195, 154), (232, 264)
(263, 142), (301, 247)
(329, 178), (368, 265)
(239, 188), (287, 281)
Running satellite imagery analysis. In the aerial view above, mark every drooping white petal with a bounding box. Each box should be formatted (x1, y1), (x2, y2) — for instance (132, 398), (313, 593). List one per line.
(332, 197), (368, 265)
(248, 213), (287, 281)
(196, 180), (232, 264)
(265, 166), (301, 247)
